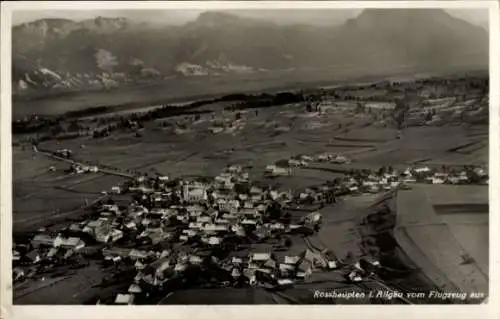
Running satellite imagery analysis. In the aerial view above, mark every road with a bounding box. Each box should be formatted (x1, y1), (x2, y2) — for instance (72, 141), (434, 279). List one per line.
(14, 146), (131, 229)
(34, 146), (136, 179)
(157, 292), (174, 304)
(304, 233), (414, 304)
(14, 276), (72, 299)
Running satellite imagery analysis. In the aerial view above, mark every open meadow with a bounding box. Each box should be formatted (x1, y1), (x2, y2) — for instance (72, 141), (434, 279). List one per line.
(12, 72), (490, 305)
(14, 92), (488, 233)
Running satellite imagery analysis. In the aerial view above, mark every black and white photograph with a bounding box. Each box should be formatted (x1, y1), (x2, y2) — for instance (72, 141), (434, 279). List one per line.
(2, 1), (497, 309)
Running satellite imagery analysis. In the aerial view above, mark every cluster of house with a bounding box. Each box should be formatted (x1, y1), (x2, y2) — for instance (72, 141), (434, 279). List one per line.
(69, 163), (100, 174)
(90, 166), (334, 304)
(265, 153), (351, 177)
(310, 153), (351, 165)
(105, 248), (316, 304)
(404, 166), (487, 185)
(332, 165), (488, 196)
(14, 164), (326, 302)
(14, 158), (487, 304)
(209, 117), (246, 135)
(12, 233), (87, 282)
(102, 246), (383, 305)
(405, 96), (487, 126)
(291, 153), (350, 167)
(55, 148), (73, 158)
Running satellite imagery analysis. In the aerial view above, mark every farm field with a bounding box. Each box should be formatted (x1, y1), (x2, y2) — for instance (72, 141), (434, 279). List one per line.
(14, 261), (109, 305)
(12, 73), (490, 305)
(13, 146), (127, 233)
(394, 184), (489, 296)
(14, 97), (488, 233)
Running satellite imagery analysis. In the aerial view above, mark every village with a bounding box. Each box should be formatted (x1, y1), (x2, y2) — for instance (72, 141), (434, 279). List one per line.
(12, 150), (488, 304)
(11, 70), (489, 305)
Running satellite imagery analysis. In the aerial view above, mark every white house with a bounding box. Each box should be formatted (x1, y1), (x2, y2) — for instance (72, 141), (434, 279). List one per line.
(317, 154), (329, 162)
(269, 190), (279, 201)
(284, 256), (301, 265)
(202, 236), (222, 245)
(215, 218), (230, 224)
(189, 255), (203, 265)
(271, 167), (291, 176)
(222, 180), (236, 190)
(403, 168), (413, 176)
(362, 180), (378, 187)
(227, 165), (242, 173)
(348, 271), (363, 282)
(328, 261), (338, 269)
(269, 223), (285, 230)
(238, 193), (249, 201)
(414, 166), (431, 174)
(111, 186), (121, 194)
(54, 236), (86, 250)
(431, 177), (445, 184)
(203, 224), (228, 232)
(348, 186), (359, 192)
(240, 208), (259, 218)
(277, 278), (294, 288)
(137, 176), (146, 183)
(174, 263), (187, 273)
(474, 167), (487, 177)
(241, 219), (257, 225)
(182, 229), (198, 237)
(183, 184), (208, 202)
(251, 253), (271, 262)
(215, 174), (232, 184)
(31, 234), (55, 248)
(265, 165), (277, 173)
(331, 155), (349, 164)
(188, 222), (204, 229)
(115, 294), (134, 305)
(128, 284), (143, 294)
(196, 216), (212, 223)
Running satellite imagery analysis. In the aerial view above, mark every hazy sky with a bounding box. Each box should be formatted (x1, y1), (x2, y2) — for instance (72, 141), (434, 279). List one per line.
(12, 8), (489, 30)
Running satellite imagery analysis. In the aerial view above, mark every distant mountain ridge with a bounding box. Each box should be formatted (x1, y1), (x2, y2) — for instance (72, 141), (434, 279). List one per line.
(12, 9), (488, 94)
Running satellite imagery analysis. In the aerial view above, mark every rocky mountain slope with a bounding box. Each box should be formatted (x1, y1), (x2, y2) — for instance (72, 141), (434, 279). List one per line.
(12, 9), (488, 94)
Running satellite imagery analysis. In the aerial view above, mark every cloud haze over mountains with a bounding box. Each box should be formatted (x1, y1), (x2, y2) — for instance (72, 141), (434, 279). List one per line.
(13, 8), (489, 29)
(11, 9), (489, 94)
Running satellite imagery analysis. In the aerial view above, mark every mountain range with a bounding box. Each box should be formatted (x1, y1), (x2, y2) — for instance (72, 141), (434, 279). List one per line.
(12, 9), (489, 95)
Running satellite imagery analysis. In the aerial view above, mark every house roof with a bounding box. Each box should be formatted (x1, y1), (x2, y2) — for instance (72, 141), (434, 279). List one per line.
(128, 284), (142, 294)
(284, 256), (301, 264)
(207, 237), (222, 245)
(47, 247), (59, 257)
(115, 293), (133, 304)
(252, 253), (271, 261)
(263, 259), (277, 269)
(62, 237), (82, 247)
(277, 278), (294, 285)
(297, 259), (312, 272)
(32, 234), (54, 242)
(129, 249), (149, 258)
